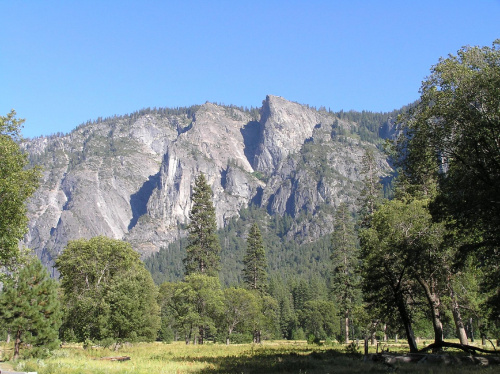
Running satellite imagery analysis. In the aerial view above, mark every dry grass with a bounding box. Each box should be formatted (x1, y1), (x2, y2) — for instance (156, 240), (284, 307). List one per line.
(0, 340), (497, 374)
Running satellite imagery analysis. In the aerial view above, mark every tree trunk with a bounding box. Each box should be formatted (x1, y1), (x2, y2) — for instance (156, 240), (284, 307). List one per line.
(14, 328), (21, 360)
(395, 293), (418, 352)
(370, 320), (378, 345)
(199, 326), (204, 345)
(339, 317), (342, 342)
(395, 334), (398, 343)
(416, 275), (443, 346)
(6, 330), (11, 344)
(469, 318), (474, 343)
(449, 284), (468, 345)
(383, 323), (387, 342)
(345, 310), (349, 344)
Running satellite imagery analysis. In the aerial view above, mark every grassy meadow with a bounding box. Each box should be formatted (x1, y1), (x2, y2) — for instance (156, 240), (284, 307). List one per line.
(0, 340), (497, 374)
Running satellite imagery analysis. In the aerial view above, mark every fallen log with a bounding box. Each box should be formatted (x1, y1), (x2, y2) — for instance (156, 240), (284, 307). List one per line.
(418, 341), (498, 354)
(98, 356), (131, 361)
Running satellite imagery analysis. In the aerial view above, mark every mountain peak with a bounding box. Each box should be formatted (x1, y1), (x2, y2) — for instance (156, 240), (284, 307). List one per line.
(23, 96), (392, 268)
(254, 95), (321, 173)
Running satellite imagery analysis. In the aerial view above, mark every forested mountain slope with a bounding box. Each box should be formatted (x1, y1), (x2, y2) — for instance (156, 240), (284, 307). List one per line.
(22, 95), (397, 275)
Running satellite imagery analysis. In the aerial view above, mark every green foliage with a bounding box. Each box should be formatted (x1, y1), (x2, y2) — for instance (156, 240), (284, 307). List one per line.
(56, 236), (160, 342)
(243, 223), (268, 293)
(344, 341), (361, 356)
(360, 196), (448, 350)
(145, 237), (187, 284)
(106, 265), (160, 341)
(184, 173), (221, 277)
(333, 108), (402, 144)
(157, 281), (177, 343)
(358, 148), (384, 227)
(330, 202), (361, 343)
(397, 40), (500, 319)
(163, 274), (223, 344)
(0, 257), (62, 359)
(299, 300), (338, 341)
(220, 287), (260, 343)
(330, 203), (360, 312)
(147, 204), (334, 288)
(253, 294), (280, 341)
(0, 111), (40, 271)
(269, 275), (297, 339)
(291, 327), (306, 340)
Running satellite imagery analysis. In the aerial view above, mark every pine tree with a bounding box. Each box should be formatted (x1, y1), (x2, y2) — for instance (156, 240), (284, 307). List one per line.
(330, 202), (360, 344)
(184, 173), (221, 277)
(243, 223), (268, 293)
(358, 148), (383, 228)
(0, 257), (62, 359)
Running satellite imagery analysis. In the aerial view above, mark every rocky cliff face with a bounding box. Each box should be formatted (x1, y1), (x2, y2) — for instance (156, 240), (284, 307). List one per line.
(22, 95), (392, 267)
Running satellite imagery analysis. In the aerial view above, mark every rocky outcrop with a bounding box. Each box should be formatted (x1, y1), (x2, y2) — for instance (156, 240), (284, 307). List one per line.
(22, 96), (392, 267)
(254, 95), (322, 173)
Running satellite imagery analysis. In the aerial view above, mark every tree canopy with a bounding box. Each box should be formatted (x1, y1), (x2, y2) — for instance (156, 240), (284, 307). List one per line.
(398, 40), (500, 319)
(56, 236), (160, 342)
(0, 111), (40, 271)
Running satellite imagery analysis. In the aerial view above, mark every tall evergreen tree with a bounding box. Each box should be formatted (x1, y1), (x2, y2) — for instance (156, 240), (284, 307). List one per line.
(358, 148), (383, 228)
(243, 223), (268, 293)
(330, 202), (360, 344)
(184, 173), (221, 277)
(0, 257), (62, 359)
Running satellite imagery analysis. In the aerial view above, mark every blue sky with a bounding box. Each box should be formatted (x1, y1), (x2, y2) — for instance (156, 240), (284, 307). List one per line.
(1, 1), (499, 138)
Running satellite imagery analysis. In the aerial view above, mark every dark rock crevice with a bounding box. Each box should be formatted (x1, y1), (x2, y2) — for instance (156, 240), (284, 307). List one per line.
(128, 172), (161, 230)
(240, 120), (261, 169)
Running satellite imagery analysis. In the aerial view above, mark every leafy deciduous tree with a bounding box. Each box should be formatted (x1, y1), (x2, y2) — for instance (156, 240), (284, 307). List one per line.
(299, 300), (338, 341)
(167, 274), (223, 344)
(398, 41), (500, 318)
(360, 198), (425, 352)
(56, 236), (160, 342)
(0, 111), (40, 272)
(221, 287), (259, 344)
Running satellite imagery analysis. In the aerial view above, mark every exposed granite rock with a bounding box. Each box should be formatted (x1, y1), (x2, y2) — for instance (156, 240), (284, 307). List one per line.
(254, 95), (322, 173)
(22, 96), (392, 268)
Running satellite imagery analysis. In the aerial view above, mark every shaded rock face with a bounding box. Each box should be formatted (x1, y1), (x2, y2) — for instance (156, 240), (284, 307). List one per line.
(22, 95), (391, 267)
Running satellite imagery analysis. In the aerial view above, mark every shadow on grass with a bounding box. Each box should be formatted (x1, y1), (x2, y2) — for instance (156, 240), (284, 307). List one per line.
(168, 346), (378, 374)
(163, 345), (500, 374)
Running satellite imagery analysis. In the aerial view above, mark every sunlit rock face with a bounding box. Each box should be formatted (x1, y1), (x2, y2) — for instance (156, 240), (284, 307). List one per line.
(22, 95), (391, 268)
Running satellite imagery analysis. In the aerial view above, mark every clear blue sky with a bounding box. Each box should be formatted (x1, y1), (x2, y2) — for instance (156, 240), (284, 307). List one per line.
(1, 0), (499, 138)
